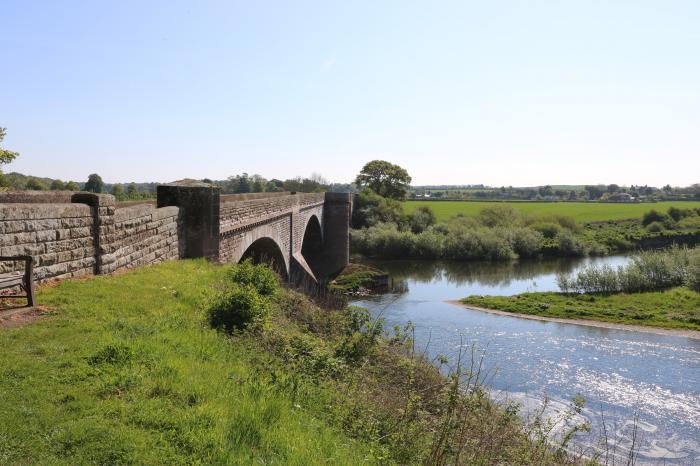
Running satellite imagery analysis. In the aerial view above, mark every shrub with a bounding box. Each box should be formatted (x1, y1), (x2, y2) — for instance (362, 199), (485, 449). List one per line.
(228, 259), (279, 296)
(642, 209), (669, 227)
(645, 221), (666, 233)
(507, 228), (545, 258)
(687, 251), (700, 292)
(530, 222), (562, 239)
(353, 189), (405, 228)
(478, 205), (521, 228)
(559, 246), (697, 294)
(208, 284), (271, 332)
(409, 206), (436, 233)
(555, 231), (587, 257)
(668, 207), (694, 222)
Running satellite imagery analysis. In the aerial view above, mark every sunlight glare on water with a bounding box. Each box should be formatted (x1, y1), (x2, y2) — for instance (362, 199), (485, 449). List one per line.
(352, 256), (700, 465)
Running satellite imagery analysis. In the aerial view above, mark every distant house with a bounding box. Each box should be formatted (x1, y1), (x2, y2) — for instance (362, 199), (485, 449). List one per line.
(608, 192), (637, 203)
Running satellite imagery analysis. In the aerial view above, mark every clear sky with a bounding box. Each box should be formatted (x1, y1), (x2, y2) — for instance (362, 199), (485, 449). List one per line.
(1, 1), (698, 186)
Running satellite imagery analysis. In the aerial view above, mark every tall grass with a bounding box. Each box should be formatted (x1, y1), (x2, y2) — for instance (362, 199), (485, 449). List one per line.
(557, 246), (700, 294)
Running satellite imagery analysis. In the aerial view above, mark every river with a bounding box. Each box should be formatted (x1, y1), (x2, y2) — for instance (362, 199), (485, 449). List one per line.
(350, 256), (700, 465)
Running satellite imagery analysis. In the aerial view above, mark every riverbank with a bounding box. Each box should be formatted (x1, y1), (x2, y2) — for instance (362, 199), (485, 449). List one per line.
(328, 262), (389, 294)
(448, 300), (700, 340)
(457, 287), (700, 335)
(0, 260), (579, 465)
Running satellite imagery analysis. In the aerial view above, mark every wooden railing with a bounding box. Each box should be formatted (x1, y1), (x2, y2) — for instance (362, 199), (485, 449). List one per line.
(0, 256), (35, 308)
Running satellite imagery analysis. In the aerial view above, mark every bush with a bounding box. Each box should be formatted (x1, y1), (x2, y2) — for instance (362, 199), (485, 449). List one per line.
(478, 205), (521, 228)
(559, 246), (697, 294)
(208, 284), (271, 332)
(409, 206), (436, 233)
(228, 259), (279, 296)
(687, 251), (700, 292)
(642, 209), (669, 227)
(555, 231), (587, 257)
(530, 222), (562, 239)
(645, 221), (666, 233)
(353, 189), (405, 228)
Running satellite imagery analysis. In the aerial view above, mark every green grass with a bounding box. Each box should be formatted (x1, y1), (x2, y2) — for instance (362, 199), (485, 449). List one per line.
(0, 260), (590, 465)
(329, 263), (388, 292)
(0, 260), (369, 465)
(461, 287), (700, 330)
(405, 200), (700, 223)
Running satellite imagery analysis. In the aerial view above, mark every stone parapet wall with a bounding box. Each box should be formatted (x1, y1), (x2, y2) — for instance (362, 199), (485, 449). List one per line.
(1, 193), (182, 283)
(219, 193), (324, 233)
(0, 203), (96, 281)
(102, 204), (181, 274)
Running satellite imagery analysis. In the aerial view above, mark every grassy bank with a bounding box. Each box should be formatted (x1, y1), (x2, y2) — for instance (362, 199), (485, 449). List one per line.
(405, 200), (700, 223)
(328, 263), (388, 293)
(0, 260), (589, 465)
(461, 288), (700, 331)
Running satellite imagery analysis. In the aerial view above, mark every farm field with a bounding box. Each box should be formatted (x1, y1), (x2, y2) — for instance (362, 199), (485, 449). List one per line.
(404, 200), (700, 223)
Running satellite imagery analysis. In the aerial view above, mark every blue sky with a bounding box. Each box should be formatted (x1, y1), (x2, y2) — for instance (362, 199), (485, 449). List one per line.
(1, 1), (698, 186)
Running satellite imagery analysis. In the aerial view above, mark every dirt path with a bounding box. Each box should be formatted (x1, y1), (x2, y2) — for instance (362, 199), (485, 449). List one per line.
(446, 300), (700, 340)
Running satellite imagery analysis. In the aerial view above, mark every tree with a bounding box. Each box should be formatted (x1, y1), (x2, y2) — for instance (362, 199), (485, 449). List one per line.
(1, 127), (19, 187)
(0, 127), (19, 166)
(584, 185), (604, 200)
(65, 181), (80, 191)
(127, 182), (137, 196)
(111, 183), (125, 199)
(50, 179), (66, 190)
(25, 177), (46, 190)
(85, 173), (104, 193)
(355, 160), (412, 199)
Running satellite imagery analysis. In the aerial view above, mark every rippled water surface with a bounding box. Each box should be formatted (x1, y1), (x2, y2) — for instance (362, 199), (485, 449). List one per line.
(351, 256), (700, 465)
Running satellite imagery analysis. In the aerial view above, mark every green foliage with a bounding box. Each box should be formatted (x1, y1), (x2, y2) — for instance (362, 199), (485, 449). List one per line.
(50, 179), (65, 190)
(687, 251), (700, 292)
(353, 188), (406, 227)
(85, 173), (104, 193)
(227, 259), (279, 296)
(409, 205), (436, 233)
(478, 205), (520, 227)
(65, 181), (80, 191)
(557, 246), (696, 294)
(531, 221), (562, 239)
(645, 220), (666, 232)
(465, 286), (700, 330)
(0, 260), (371, 465)
(24, 177), (46, 190)
(111, 183), (125, 199)
(0, 127), (19, 166)
(642, 209), (668, 226)
(207, 284), (271, 332)
(355, 160), (412, 200)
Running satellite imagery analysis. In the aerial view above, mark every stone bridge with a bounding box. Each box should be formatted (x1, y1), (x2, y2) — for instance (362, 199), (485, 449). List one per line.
(157, 182), (355, 284)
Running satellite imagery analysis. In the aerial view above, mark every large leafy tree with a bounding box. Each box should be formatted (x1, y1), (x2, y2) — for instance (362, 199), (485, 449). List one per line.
(85, 173), (104, 193)
(355, 160), (411, 199)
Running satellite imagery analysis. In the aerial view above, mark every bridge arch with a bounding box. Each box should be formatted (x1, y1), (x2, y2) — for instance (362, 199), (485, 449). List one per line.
(239, 237), (289, 280)
(301, 214), (324, 276)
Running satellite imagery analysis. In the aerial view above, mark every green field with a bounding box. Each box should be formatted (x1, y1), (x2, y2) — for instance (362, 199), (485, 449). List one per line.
(404, 200), (700, 223)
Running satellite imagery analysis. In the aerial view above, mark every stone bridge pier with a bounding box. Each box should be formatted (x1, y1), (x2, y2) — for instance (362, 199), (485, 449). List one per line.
(157, 182), (355, 285)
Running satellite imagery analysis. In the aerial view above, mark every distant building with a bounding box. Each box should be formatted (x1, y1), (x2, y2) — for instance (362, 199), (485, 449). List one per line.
(608, 192), (637, 203)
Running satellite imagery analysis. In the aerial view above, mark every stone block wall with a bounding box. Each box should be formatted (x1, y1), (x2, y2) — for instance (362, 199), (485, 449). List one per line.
(104, 204), (181, 274)
(0, 192), (182, 283)
(219, 193), (324, 233)
(0, 202), (96, 281)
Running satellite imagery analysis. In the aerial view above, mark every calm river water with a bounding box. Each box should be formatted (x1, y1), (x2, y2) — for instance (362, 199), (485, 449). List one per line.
(351, 256), (700, 465)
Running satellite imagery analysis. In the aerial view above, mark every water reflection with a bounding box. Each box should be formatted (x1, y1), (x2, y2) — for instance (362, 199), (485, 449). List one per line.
(352, 256), (700, 465)
(362, 255), (631, 294)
